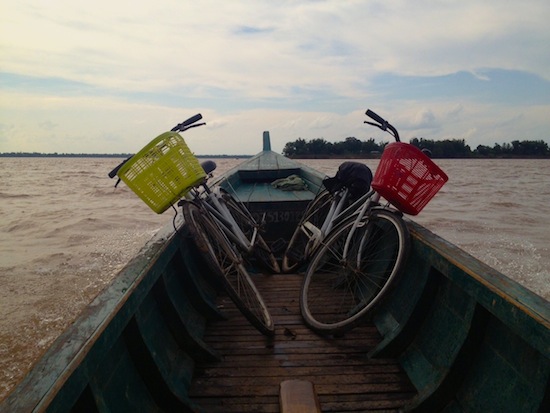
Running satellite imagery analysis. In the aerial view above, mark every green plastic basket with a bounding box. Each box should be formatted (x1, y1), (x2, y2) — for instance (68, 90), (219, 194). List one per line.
(118, 132), (206, 213)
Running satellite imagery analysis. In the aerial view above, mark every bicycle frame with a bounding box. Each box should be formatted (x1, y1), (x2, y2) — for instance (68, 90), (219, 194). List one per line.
(186, 184), (257, 254)
(313, 186), (385, 261)
(303, 108), (403, 261)
(295, 186), (368, 258)
(341, 191), (383, 261)
(299, 188), (351, 254)
(319, 188), (349, 236)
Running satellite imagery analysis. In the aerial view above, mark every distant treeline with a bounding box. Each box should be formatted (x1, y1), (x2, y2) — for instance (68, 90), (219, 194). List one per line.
(0, 152), (251, 158)
(0, 152), (133, 158)
(282, 137), (550, 158)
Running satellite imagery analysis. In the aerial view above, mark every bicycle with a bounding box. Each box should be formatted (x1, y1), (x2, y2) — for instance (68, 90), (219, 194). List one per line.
(109, 114), (278, 336)
(281, 162), (372, 273)
(294, 109), (448, 334)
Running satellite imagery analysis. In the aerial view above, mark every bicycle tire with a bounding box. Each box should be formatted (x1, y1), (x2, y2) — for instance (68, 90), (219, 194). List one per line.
(182, 202), (275, 336)
(222, 194), (280, 273)
(300, 209), (410, 335)
(282, 190), (333, 273)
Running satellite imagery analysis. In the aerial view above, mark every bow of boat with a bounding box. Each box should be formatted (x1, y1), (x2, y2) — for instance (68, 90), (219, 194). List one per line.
(2, 131), (549, 413)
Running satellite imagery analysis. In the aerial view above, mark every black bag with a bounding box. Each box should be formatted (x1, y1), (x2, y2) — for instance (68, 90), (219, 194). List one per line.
(323, 161), (373, 200)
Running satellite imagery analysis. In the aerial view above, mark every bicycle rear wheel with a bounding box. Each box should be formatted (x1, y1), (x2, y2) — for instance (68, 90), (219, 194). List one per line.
(222, 194), (280, 273)
(300, 209), (409, 335)
(282, 190), (333, 273)
(182, 202), (274, 336)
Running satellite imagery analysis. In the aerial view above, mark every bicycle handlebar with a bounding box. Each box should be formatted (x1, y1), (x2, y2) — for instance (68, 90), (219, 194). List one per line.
(108, 113), (206, 179)
(364, 109), (400, 142)
(366, 109), (386, 126)
(108, 156), (131, 179)
(171, 113), (204, 132)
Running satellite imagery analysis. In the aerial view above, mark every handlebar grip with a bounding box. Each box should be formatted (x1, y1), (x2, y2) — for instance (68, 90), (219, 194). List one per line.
(181, 113), (202, 127)
(364, 109), (400, 142)
(108, 157), (131, 178)
(366, 109), (386, 125)
(171, 113), (203, 132)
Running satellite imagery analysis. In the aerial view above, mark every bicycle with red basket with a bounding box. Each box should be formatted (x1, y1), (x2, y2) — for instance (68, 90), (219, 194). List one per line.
(297, 109), (449, 335)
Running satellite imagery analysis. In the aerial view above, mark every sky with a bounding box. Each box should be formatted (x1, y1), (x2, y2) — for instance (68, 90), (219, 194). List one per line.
(1, 0), (550, 155)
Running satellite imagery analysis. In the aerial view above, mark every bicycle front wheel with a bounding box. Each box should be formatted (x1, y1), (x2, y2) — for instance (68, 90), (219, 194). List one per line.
(223, 194), (280, 273)
(282, 190), (333, 273)
(300, 209), (410, 335)
(182, 202), (275, 336)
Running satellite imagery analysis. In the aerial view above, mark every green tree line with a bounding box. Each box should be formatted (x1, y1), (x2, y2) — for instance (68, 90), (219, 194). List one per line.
(282, 137), (550, 158)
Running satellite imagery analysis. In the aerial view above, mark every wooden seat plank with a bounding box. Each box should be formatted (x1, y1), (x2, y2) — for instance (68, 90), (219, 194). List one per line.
(279, 380), (321, 413)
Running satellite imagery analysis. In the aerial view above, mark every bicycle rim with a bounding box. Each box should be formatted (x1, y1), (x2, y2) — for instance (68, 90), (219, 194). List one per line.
(182, 202), (275, 336)
(300, 209), (409, 334)
(282, 190), (333, 273)
(223, 195), (280, 273)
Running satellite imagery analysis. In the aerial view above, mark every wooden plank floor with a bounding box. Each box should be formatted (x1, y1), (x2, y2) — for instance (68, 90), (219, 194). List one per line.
(189, 273), (416, 413)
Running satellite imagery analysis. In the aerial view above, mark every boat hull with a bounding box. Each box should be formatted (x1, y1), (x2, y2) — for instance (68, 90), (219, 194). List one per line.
(3, 139), (548, 412)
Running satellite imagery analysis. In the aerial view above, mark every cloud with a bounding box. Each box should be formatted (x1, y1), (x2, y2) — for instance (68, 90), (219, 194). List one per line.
(1, 0), (549, 153)
(413, 109), (437, 130)
(4, 2), (549, 90)
(233, 25), (275, 36)
(366, 70), (550, 105)
(39, 121), (58, 131)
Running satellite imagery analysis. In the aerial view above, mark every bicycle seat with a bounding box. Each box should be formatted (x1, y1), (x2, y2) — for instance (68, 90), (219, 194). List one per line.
(201, 160), (217, 174)
(323, 161), (373, 200)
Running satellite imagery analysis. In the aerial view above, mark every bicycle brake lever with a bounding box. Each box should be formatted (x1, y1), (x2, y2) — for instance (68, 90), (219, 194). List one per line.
(180, 122), (206, 132)
(364, 120), (387, 131)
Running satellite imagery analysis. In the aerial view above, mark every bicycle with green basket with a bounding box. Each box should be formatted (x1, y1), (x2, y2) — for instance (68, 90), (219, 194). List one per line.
(290, 109), (448, 335)
(109, 114), (279, 336)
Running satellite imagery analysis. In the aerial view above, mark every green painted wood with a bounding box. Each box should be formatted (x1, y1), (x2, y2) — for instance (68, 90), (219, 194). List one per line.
(448, 315), (550, 413)
(262, 131), (271, 151)
(236, 151), (303, 174)
(220, 152), (302, 184)
(215, 137), (325, 203)
(88, 337), (160, 413)
(400, 278), (479, 390)
(68, 386), (98, 413)
(178, 242), (226, 322)
(369, 263), (439, 358)
(42, 228), (183, 413)
(401, 292), (490, 411)
(408, 222), (549, 358)
(133, 295), (195, 388)
(155, 272), (220, 362)
(213, 144), (326, 249)
(128, 299), (203, 412)
(371, 220), (550, 412)
(1, 223), (219, 412)
(230, 182), (315, 203)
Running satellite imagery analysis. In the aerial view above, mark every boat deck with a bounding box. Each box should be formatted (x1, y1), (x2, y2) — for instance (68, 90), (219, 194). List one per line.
(231, 181), (316, 203)
(189, 273), (416, 412)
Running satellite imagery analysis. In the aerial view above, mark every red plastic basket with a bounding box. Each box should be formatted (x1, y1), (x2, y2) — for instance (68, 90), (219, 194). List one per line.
(372, 142), (448, 215)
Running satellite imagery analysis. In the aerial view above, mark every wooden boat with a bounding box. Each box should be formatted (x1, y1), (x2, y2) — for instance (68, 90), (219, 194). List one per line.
(2, 133), (549, 412)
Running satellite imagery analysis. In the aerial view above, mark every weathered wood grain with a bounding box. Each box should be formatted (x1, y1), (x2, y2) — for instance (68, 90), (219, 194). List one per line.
(190, 273), (415, 412)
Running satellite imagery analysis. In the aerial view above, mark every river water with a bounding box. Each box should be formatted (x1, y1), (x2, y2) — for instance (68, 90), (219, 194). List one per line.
(1, 156), (549, 400)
